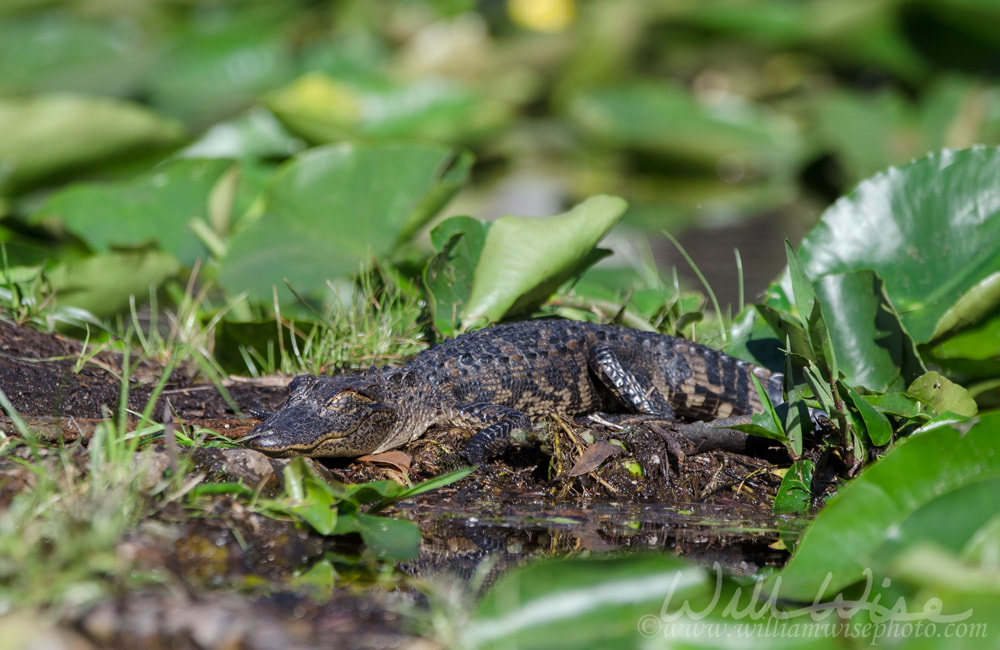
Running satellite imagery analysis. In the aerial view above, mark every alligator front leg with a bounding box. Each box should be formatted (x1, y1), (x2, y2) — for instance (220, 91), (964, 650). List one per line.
(455, 403), (531, 464)
(588, 344), (676, 418)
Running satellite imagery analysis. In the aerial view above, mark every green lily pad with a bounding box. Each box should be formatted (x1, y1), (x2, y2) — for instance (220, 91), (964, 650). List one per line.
(874, 478), (1000, 566)
(787, 147), (1000, 345)
(46, 251), (180, 318)
(218, 143), (471, 302)
(466, 555), (710, 649)
(0, 12), (151, 96)
(566, 81), (799, 171)
(266, 72), (508, 145)
(145, 8), (297, 123)
(33, 159), (235, 266)
(177, 107), (306, 160)
(907, 371), (978, 417)
(771, 412), (1000, 601)
(0, 94), (185, 193)
(812, 270), (925, 393)
(423, 216), (491, 336)
(461, 195), (626, 329)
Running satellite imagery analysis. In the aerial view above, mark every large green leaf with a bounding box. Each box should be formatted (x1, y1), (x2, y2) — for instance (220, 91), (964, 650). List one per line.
(771, 412), (1000, 601)
(466, 553), (845, 649)
(461, 195), (626, 328)
(0, 12), (151, 96)
(465, 555), (711, 650)
(730, 270), (925, 393)
(145, 8), (297, 123)
(566, 81), (800, 171)
(926, 309), (1000, 383)
(177, 107), (305, 160)
(787, 147), (1000, 345)
(218, 143), (471, 301)
(423, 216), (491, 336)
(873, 478), (1000, 565)
(812, 270), (924, 392)
(45, 251), (180, 317)
(266, 72), (508, 145)
(0, 94), (185, 193)
(907, 371), (978, 417)
(33, 159), (235, 266)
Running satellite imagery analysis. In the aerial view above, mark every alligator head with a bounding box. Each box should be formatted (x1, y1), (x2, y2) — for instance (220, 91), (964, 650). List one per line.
(243, 374), (399, 457)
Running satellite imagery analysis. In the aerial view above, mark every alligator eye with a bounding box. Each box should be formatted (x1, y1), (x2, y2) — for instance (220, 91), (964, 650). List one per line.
(326, 392), (349, 408)
(325, 390), (370, 408)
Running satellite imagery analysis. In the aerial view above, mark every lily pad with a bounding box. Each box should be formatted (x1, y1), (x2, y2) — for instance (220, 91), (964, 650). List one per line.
(218, 143), (471, 302)
(566, 81), (799, 171)
(0, 94), (185, 193)
(177, 107), (306, 160)
(812, 270), (924, 392)
(461, 195), (626, 329)
(907, 371), (978, 417)
(266, 72), (508, 145)
(466, 555), (710, 649)
(786, 147), (1000, 345)
(45, 251), (181, 318)
(771, 412), (1000, 601)
(33, 159), (235, 266)
(423, 216), (491, 336)
(145, 8), (297, 123)
(0, 12), (151, 96)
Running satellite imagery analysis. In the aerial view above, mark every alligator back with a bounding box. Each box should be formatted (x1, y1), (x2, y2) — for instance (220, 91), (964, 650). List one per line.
(382, 319), (776, 421)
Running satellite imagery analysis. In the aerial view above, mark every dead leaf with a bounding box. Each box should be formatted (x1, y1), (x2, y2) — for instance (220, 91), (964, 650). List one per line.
(567, 441), (622, 477)
(358, 450), (412, 473)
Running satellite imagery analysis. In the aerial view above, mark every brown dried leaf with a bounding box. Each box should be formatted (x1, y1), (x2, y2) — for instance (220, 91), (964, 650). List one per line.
(567, 441), (622, 477)
(358, 450), (413, 474)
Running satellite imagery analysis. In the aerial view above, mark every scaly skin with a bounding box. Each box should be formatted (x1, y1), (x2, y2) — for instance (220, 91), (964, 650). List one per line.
(243, 320), (782, 463)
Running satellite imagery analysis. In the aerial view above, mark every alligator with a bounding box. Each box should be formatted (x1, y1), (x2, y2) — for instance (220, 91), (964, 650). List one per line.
(242, 319), (783, 464)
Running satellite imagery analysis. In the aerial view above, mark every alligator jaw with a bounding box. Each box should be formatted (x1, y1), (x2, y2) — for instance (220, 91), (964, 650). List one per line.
(242, 421), (317, 458)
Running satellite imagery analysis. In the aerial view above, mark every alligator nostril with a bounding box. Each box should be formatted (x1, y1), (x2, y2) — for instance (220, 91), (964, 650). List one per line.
(242, 429), (293, 457)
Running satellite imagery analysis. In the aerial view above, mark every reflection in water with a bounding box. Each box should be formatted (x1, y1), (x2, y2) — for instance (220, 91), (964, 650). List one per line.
(397, 498), (803, 586)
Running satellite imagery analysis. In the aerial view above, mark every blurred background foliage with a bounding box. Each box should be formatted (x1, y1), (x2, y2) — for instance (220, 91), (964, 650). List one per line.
(3, 0), (1000, 321)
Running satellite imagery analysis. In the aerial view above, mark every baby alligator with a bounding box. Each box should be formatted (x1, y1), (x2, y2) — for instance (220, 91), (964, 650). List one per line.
(243, 319), (782, 464)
